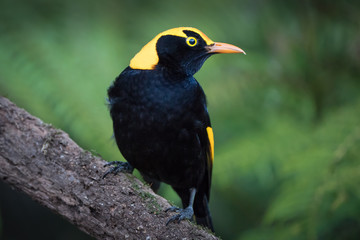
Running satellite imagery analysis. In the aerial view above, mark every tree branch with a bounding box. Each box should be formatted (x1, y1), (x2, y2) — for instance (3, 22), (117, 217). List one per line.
(0, 96), (217, 240)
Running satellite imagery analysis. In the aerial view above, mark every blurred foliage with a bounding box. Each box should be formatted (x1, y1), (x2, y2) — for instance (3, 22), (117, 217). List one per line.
(1, 0), (360, 239)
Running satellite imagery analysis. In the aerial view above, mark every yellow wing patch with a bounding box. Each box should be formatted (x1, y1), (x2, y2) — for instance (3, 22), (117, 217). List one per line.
(206, 127), (214, 163)
(130, 27), (214, 70)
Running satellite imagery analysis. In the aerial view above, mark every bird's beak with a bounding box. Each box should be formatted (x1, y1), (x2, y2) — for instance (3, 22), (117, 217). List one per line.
(206, 42), (246, 55)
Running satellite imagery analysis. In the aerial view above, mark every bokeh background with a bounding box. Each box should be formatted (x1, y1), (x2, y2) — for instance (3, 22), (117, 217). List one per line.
(1, 0), (360, 239)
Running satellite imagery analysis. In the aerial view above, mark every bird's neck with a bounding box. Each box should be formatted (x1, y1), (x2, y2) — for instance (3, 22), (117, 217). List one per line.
(156, 64), (192, 83)
(157, 54), (194, 77)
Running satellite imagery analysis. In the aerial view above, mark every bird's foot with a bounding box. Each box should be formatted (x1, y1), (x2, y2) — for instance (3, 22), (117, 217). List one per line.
(102, 161), (134, 179)
(165, 206), (194, 225)
(165, 206), (181, 213)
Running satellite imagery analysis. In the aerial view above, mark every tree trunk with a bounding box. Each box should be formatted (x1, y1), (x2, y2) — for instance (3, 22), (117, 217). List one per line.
(0, 96), (217, 240)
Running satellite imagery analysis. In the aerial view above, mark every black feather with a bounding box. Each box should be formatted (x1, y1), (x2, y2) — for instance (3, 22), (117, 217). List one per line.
(107, 29), (215, 232)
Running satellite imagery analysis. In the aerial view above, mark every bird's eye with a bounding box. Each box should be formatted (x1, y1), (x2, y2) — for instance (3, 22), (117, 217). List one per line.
(186, 37), (197, 47)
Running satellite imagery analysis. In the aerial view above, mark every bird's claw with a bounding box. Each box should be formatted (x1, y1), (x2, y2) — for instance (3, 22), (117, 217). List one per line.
(166, 206), (194, 226)
(165, 206), (181, 213)
(102, 161), (134, 179)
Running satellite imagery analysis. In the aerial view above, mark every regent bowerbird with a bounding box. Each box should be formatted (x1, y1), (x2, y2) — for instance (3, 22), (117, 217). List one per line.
(103, 27), (245, 232)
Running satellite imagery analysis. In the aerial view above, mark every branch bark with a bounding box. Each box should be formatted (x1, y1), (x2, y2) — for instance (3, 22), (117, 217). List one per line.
(0, 96), (218, 240)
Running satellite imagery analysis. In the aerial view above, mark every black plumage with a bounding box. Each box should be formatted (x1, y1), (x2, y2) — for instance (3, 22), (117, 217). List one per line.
(104, 27), (245, 232)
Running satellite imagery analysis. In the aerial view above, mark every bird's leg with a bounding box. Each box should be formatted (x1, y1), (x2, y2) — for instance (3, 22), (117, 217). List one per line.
(102, 161), (134, 179)
(166, 188), (196, 225)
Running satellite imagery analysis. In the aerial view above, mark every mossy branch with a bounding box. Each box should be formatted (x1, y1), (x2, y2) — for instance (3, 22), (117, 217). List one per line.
(0, 96), (218, 240)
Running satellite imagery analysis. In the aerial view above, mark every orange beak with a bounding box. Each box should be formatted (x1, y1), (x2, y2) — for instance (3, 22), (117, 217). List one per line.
(206, 42), (246, 55)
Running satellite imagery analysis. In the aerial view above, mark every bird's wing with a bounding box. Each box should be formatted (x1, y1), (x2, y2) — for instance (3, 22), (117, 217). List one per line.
(197, 108), (213, 200)
(204, 125), (214, 199)
(194, 85), (213, 200)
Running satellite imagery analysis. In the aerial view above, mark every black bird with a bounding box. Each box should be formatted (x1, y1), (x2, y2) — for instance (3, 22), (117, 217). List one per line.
(104, 27), (245, 232)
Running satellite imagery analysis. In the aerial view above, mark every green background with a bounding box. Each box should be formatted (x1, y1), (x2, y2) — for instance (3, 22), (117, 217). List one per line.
(1, 0), (360, 239)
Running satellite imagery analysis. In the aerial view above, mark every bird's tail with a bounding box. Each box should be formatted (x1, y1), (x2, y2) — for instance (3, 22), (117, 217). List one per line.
(194, 195), (214, 232)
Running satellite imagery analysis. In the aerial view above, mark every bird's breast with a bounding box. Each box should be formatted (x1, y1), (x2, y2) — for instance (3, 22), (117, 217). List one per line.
(133, 75), (198, 118)
(110, 72), (202, 130)
(108, 69), (207, 186)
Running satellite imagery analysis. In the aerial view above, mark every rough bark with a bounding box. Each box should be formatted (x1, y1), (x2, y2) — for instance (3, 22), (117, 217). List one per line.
(0, 96), (218, 240)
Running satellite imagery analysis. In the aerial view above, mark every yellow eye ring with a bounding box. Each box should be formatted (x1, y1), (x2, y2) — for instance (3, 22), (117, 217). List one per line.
(186, 37), (197, 47)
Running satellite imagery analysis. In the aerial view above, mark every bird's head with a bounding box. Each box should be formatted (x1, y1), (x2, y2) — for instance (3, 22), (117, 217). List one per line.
(129, 27), (246, 76)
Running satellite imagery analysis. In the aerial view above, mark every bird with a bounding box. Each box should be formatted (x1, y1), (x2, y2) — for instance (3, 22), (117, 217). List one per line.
(103, 27), (245, 232)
